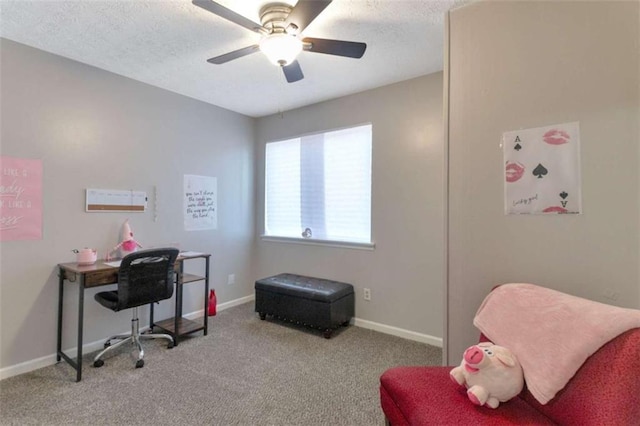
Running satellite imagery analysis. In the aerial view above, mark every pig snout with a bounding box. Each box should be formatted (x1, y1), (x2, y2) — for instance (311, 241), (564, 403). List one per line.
(464, 346), (484, 365)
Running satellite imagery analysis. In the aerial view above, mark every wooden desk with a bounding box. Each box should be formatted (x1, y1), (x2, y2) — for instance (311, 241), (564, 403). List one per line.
(57, 253), (210, 381)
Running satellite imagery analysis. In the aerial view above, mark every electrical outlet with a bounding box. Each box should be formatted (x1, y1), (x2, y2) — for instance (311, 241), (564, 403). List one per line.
(227, 274), (235, 285)
(363, 288), (371, 301)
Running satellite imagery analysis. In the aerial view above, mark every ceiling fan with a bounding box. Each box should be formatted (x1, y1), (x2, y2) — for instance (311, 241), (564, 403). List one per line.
(192, 0), (367, 83)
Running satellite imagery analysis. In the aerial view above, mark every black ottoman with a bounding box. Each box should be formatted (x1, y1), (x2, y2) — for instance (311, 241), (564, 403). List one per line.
(255, 273), (355, 338)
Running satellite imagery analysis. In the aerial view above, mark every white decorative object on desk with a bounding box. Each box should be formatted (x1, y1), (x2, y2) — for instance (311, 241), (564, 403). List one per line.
(107, 219), (142, 259)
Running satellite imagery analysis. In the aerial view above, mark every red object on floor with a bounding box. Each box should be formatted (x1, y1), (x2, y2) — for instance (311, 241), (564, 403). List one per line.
(208, 289), (217, 316)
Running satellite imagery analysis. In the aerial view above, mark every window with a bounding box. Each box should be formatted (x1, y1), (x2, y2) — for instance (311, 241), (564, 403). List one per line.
(264, 124), (372, 246)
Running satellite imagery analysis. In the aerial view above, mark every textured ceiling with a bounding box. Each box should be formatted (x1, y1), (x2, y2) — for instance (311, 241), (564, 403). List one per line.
(0, 0), (467, 117)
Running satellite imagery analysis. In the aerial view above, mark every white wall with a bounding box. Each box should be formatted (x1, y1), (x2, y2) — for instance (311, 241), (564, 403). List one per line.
(255, 74), (445, 343)
(445, 0), (640, 363)
(0, 39), (255, 370)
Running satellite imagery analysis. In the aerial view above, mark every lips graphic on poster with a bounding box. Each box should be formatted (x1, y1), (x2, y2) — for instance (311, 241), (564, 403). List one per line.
(543, 129), (571, 145)
(503, 122), (581, 215)
(0, 156), (43, 241)
(505, 162), (525, 183)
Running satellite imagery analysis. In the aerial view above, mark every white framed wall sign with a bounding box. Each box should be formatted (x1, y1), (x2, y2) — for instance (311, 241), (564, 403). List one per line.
(86, 188), (147, 212)
(503, 122), (582, 215)
(184, 174), (217, 231)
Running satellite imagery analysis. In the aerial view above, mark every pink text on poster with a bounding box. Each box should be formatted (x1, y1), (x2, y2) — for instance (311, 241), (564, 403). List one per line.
(0, 156), (43, 241)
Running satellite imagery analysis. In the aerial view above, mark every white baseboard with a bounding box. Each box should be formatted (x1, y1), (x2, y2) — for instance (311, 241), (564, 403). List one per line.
(184, 294), (255, 320)
(0, 295), (256, 381)
(0, 334), (125, 381)
(235, 294), (441, 347)
(353, 318), (443, 348)
(1, 294), (441, 380)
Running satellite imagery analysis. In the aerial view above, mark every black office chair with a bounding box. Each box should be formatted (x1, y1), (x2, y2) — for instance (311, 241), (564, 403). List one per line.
(93, 248), (179, 369)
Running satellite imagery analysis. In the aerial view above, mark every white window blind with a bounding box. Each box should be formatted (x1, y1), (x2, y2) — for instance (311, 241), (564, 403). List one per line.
(265, 124), (372, 244)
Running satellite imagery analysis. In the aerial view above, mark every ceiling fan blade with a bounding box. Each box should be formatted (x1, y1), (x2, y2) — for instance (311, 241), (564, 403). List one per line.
(207, 45), (260, 64)
(285, 0), (332, 34)
(282, 60), (304, 83)
(193, 0), (265, 34)
(303, 37), (367, 59)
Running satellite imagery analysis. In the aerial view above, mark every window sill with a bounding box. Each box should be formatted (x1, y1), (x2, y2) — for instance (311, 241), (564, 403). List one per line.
(260, 235), (375, 251)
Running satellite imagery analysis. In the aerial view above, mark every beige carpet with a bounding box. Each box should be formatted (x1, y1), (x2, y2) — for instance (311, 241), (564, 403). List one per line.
(0, 302), (441, 425)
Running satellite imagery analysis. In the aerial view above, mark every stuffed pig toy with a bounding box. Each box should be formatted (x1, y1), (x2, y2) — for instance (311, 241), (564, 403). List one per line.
(450, 342), (524, 408)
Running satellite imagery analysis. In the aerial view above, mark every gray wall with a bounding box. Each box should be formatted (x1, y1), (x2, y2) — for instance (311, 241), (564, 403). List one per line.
(0, 39), (255, 370)
(1, 39), (447, 373)
(445, 0), (640, 363)
(255, 74), (445, 342)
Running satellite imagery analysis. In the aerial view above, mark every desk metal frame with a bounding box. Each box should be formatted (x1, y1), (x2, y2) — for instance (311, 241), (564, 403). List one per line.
(57, 254), (210, 382)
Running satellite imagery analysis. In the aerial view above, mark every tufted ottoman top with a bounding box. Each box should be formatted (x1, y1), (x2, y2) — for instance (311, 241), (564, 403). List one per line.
(255, 273), (354, 303)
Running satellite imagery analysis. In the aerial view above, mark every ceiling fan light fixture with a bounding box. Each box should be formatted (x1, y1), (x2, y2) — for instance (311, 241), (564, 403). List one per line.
(259, 33), (302, 66)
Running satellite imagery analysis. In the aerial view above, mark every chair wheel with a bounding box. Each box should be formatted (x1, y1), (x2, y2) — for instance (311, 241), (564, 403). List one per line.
(93, 359), (104, 368)
(135, 359), (144, 368)
(167, 341), (174, 349)
(103, 342), (111, 348)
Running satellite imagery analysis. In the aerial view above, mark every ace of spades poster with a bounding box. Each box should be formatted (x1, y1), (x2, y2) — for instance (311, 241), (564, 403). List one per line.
(503, 121), (582, 215)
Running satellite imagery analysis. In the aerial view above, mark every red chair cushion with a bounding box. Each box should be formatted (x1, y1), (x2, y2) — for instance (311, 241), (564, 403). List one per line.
(380, 366), (556, 425)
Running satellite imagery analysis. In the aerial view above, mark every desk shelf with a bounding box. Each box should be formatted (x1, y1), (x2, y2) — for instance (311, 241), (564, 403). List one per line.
(153, 317), (204, 335)
(182, 273), (205, 284)
(150, 254), (210, 346)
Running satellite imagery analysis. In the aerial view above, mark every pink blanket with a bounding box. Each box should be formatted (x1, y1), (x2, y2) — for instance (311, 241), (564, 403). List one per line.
(473, 283), (640, 404)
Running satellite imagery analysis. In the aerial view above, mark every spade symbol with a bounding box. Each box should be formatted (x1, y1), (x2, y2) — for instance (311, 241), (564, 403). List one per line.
(532, 164), (548, 179)
(514, 143), (522, 151)
(560, 191), (568, 199)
